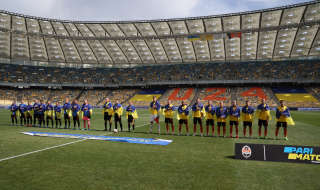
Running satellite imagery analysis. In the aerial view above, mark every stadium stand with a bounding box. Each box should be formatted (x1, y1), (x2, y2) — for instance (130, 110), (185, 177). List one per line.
(107, 89), (138, 105)
(198, 88), (232, 106)
(272, 87), (320, 108)
(0, 2), (319, 109)
(128, 89), (165, 107)
(1, 87), (320, 108)
(0, 61), (319, 85)
(232, 87), (278, 107)
(165, 88), (196, 105)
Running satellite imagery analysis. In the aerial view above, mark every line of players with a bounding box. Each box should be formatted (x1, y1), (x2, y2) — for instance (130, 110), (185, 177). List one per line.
(149, 96), (293, 140)
(9, 96), (293, 140)
(8, 98), (93, 130)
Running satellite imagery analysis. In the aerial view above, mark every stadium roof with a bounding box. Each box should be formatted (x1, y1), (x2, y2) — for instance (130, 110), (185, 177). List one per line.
(0, 1), (319, 66)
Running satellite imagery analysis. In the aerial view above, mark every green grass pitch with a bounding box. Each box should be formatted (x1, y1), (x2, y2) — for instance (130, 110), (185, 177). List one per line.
(0, 109), (319, 190)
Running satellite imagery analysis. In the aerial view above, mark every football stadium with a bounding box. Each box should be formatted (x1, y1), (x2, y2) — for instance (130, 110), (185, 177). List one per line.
(0, 0), (320, 189)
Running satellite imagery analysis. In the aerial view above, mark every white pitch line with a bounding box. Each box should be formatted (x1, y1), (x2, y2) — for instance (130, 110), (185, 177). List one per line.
(0, 139), (86, 163)
(0, 122), (158, 163)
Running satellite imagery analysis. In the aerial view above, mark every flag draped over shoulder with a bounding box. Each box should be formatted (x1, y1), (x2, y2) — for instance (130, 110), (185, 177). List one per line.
(276, 106), (295, 125)
(255, 104), (272, 121)
(126, 110), (138, 119)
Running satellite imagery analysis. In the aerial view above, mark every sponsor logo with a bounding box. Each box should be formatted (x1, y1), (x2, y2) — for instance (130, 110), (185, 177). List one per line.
(242, 145), (252, 159)
(284, 146), (320, 162)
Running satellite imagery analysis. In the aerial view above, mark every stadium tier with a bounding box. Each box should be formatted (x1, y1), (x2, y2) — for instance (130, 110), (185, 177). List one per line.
(1, 87), (319, 108)
(0, 60), (319, 85)
(272, 87), (320, 107)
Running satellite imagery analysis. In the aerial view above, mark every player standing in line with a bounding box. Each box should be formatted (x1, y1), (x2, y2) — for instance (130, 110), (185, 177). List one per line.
(113, 100), (123, 132)
(216, 101), (228, 137)
(163, 100), (176, 135)
(81, 99), (92, 130)
(45, 100), (54, 128)
(71, 99), (81, 130)
(192, 98), (205, 137)
(228, 100), (240, 138)
(33, 99), (40, 127)
(54, 102), (62, 128)
(275, 100), (294, 140)
(257, 99), (271, 139)
(38, 100), (46, 128)
(63, 98), (72, 129)
(18, 100), (27, 126)
(26, 101), (33, 127)
(126, 101), (138, 132)
(241, 100), (254, 138)
(149, 96), (161, 135)
(103, 98), (113, 131)
(205, 100), (215, 136)
(9, 101), (18, 126)
(177, 100), (190, 136)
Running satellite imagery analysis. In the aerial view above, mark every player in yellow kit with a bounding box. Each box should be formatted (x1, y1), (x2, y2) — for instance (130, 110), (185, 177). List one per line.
(241, 100), (254, 137)
(163, 100), (176, 135)
(205, 100), (215, 136)
(256, 99), (271, 138)
(275, 100), (295, 140)
(177, 101), (190, 136)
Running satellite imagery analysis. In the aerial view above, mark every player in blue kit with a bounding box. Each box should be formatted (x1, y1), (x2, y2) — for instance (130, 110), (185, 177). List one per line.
(45, 100), (54, 128)
(9, 101), (18, 126)
(26, 101), (33, 127)
(63, 98), (72, 129)
(38, 100), (46, 128)
(71, 99), (81, 129)
(18, 100), (27, 126)
(33, 99), (40, 127)
(54, 102), (62, 128)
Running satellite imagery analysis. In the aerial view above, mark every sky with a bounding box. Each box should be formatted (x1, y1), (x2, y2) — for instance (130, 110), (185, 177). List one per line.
(0, 0), (312, 21)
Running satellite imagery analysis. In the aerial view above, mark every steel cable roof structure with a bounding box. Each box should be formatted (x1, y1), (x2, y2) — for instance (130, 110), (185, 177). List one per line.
(0, 1), (319, 67)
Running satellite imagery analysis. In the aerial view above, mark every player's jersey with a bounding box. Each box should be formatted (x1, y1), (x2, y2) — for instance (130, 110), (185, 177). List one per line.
(228, 106), (240, 122)
(177, 105), (189, 120)
(126, 105), (138, 119)
(46, 104), (54, 117)
(33, 103), (40, 114)
(276, 106), (290, 122)
(63, 102), (72, 114)
(192, 103), (204, 118)
(54, 105), (62, 119)
(276, 105), (295, 125)
(19, 104), (27, 113)
(164, 104), (176, 118)
(38, 104), (46, 114)
(257, 103), (270, 120)
(150, 101), (161, 115)
(205, 104), (215, 120)
(26, 105), (33, 114)
(71, 103), (80, 117)
(113, 103), (123, 116)
(241, 106), (254, 122)
(81, 104), (92, 117)
(9, 104), (18, 115)
(216, 106), (228, 122)
(103, 102), (113, 115)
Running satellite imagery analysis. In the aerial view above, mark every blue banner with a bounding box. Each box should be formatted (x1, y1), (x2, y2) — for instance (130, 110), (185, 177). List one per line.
(22, 131), (172, 146)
